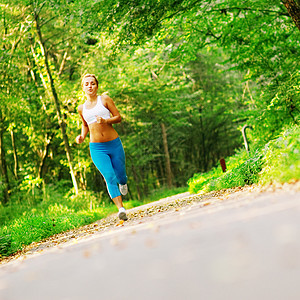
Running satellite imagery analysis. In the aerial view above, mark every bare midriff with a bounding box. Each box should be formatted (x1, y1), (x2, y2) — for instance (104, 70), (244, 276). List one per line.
(88, 122), (119, 143)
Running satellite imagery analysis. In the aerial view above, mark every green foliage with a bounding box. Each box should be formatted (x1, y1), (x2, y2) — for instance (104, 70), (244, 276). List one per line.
(188, 167), (224, 195)
(0, 186), (140, 257)
(208, 150), (263, 191)
(0, 235), (12, 257)
(259, 125), (300, 183)
(188, 148), (253, 193)
(146, 186), (188, 202)
(188, 125), (300, 194)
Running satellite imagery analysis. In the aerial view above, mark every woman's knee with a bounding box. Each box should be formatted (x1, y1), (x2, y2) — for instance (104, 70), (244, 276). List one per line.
(103, 171), (118, 185)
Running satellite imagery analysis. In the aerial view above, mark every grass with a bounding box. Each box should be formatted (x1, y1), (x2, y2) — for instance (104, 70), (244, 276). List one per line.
(0, 191), (115, 257)
(188, 124), (300, 194)
(259, 126), (300, 184)
(0, 185), (187, 258)
(145, 186), (188, 202)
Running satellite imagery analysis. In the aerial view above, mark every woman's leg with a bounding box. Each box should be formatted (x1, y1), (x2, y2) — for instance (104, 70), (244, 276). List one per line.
(90, 148), (121, 199)
(110, 139), (127, 185)
(111, 195), (123, 209)
(90, 140), (128, 220)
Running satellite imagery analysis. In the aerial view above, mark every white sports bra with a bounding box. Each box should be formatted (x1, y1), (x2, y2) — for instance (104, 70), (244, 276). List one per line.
(82, 96), (111, 125)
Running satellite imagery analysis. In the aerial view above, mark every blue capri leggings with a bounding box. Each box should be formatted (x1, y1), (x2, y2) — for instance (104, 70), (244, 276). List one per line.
(89, 137), (127, 199)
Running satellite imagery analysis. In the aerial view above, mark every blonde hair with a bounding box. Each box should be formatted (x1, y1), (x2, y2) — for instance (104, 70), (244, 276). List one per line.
(81, 73), (99, 87)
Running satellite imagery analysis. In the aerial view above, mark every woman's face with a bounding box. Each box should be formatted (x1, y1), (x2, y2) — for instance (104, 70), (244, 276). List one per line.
(82, 76), (98, 97)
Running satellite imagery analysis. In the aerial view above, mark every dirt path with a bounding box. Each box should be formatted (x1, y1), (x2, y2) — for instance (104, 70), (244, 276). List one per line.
(0, 182), (299, 300)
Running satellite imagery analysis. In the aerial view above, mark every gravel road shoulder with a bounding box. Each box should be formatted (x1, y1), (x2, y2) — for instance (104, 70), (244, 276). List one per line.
(1, 181), (299, 266)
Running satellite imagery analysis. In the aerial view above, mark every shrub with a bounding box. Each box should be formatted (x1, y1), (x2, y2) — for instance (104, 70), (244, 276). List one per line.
(259, 125), (300, 184)
(188, 167), (222, 194)
(188, 148), (251, 194)
(187, 125), (299, 194)
(0, 234), (12, 257)
(207, 150), (263, 191)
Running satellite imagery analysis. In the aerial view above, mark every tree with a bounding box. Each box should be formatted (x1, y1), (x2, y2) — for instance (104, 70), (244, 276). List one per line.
(0, 0), (93, 195)
(282, 0), (300, 30)
(0, 110), (10, 204)
(32, 5), (78, 193)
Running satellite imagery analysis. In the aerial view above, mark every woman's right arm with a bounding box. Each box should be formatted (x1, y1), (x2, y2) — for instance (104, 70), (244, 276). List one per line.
(76, 105), (89, 144)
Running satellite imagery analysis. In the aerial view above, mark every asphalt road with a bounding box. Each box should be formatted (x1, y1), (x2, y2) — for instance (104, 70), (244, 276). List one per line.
(0, 185), (299, 300)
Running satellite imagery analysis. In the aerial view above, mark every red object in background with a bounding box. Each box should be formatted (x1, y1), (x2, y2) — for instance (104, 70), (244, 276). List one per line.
(220, 158), (226, 172)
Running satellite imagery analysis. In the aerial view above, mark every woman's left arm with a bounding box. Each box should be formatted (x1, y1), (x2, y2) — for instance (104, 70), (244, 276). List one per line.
(97, 94), (122, 124)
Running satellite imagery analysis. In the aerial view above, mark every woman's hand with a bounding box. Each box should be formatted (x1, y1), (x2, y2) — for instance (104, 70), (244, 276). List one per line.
(97, 116), (108, 124)
(75, 135), (84, 144)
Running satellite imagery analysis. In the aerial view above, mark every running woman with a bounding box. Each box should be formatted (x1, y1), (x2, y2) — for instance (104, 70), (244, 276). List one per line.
(75, 74), (128, 221)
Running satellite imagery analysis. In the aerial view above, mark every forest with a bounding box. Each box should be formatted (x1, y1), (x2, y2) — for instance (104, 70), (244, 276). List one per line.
(0, 1), (299, 256)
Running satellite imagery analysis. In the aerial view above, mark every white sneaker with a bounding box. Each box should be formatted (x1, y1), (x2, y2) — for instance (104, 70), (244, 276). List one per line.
(118, 207), (128, 221)
(119, 183), (128, 196)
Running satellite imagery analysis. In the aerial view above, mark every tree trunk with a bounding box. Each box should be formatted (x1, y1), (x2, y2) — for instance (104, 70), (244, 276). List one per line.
(160, 123), (173, 188)
(130, 163), (141, 201)
(157, 159), (164, 187)
(199, 112), (208, 172)
(0, 111), (10, 204)
(282, 0), (300, 30)
(38, 133), (53, 179)
(9, 127), (19, 180)
(33, 11), (78, 194)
